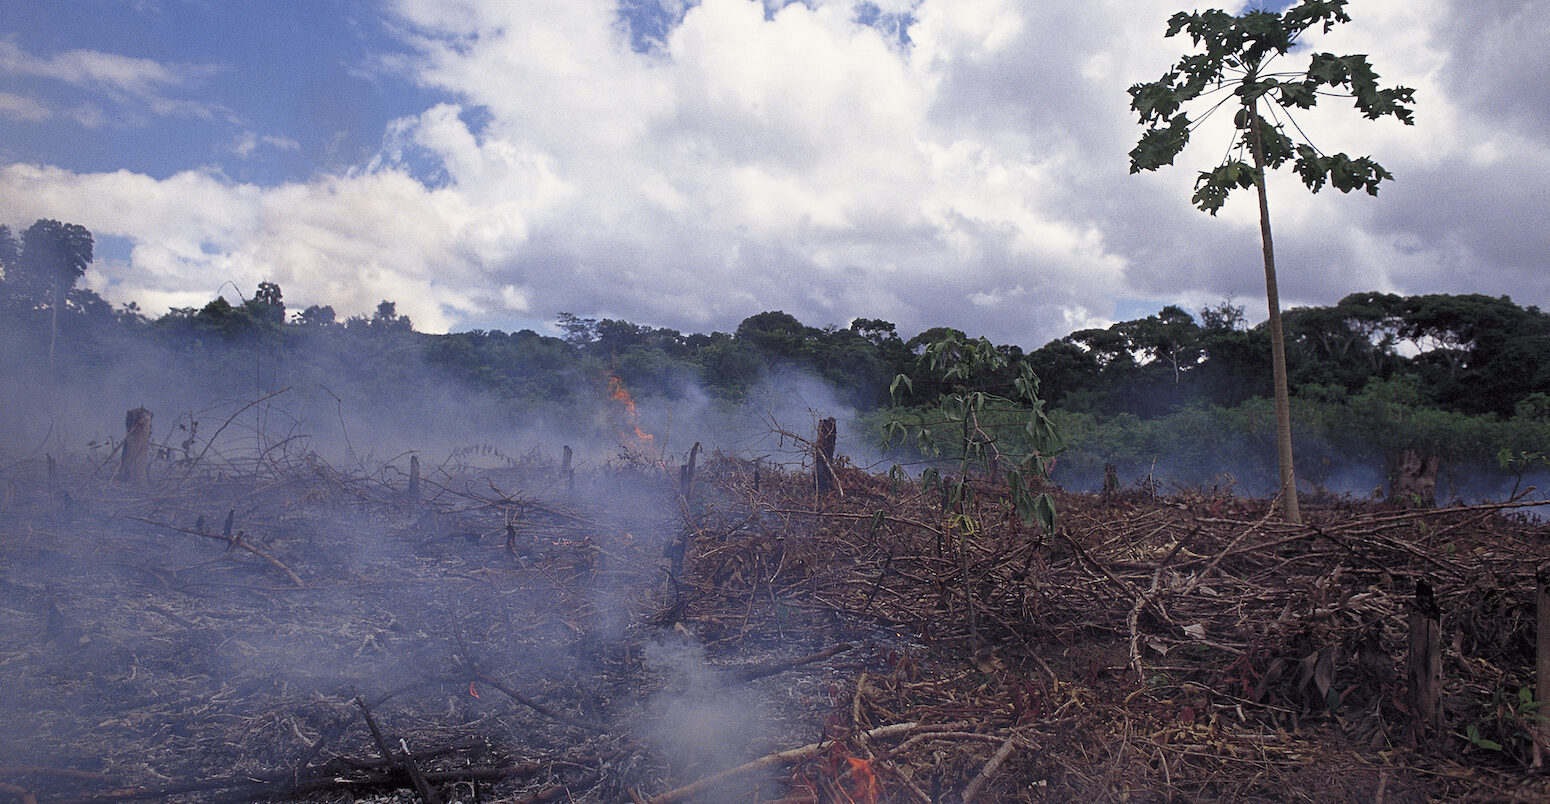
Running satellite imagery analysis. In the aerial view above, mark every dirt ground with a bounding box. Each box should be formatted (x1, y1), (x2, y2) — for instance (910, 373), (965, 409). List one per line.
(3, 443), (1549, 803)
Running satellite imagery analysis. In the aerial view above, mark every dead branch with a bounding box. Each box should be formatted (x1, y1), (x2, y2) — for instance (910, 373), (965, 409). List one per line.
(126, 514), (304, 587)
(472, 672), (609, 734)
(178, 387), (291, 480)
(960, 731), (1021, 803)
(354, 693), (442, 804)
(733, 642), (854, 682)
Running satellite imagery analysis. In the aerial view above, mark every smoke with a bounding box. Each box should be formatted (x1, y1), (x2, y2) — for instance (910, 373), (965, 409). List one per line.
(637, 634), (776, 799)
(631, 364), (884, 477)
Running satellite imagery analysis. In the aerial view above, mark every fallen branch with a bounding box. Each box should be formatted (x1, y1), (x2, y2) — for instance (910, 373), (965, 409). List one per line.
(959, 732), (1020, 803)
(734, 642), (854, 682)
(126, 515), (304, 587)
(647, 721), (969, 804)
(0, 768), (110, 784)
(473, 671), (609, 734)
(503, 770), (602, 804)
(354, 693), (442, 804)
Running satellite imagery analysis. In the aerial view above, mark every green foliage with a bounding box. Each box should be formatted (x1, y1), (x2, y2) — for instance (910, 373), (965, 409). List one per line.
(1497, 448), (1550, 497)
(1465, 687), (1547, 765)
(882, 331), (1061, 532)
(1038, 385), (1550, 499)
(4, 213), (1545, 501)
(294, 304), (337, 328)
(1129, 1), (1416, 215)
(0, 225), (18, 282)
(15, 219), (94, 303)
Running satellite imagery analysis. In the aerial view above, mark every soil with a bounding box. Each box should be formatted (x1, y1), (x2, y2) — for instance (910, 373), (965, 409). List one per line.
(2, 444), (1549, 803)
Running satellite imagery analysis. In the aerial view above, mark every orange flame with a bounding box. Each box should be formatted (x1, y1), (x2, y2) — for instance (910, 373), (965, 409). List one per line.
(608, 376), (656, 451)
(841, 757), (881, 804)
(791, 749), (883, 804)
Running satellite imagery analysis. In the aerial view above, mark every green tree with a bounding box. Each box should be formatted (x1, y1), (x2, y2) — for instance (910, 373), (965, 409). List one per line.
(1024, 340), (1101, 408)
(1396, 294), (1550, 417)
(361, 300), (412, 333)
(1131, 305), (1202, 384)
(248, 281), (285, 328)
(0, 225), (18, 283)
(1128, 0), (1416, 523)
(735, 310), (811, 358)
(556, 312), (597, 346)
(16, 219), (95, 369)
(294, 304), (337, 328)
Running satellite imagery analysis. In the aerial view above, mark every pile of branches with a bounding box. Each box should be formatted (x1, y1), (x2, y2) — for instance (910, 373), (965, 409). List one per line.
(3, 430), (1549, 803)
(673, 454), (1550, 802)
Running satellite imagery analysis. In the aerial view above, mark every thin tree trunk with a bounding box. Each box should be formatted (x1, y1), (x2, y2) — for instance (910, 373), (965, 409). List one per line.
(1248, 105), (1302, 525)
(48, 302), (58, 370)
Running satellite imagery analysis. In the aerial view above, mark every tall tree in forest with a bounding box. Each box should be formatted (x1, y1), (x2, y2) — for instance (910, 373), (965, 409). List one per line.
(0, 225), (18, 282)
(16, 219), (95, 369)
(1127, 0), (1415, 523)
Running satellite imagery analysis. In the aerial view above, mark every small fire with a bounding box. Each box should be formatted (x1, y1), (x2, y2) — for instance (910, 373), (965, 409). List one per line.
(608, 376), (656, 452)
(841, 756), (881, 804)
(799, 747), (883, 804)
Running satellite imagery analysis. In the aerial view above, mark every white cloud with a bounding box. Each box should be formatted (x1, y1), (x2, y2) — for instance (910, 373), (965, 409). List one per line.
(0, 90), (52, 122)
(0, 162), (496, 332)
(0, 38), (211, 93)
(0, 37), (223, 125)
(229, 132), (302, 158)
(2, 0), (1546, 347)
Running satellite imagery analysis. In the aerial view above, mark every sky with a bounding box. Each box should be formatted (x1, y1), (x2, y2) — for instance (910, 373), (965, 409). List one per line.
(0, 0), (1545, 349)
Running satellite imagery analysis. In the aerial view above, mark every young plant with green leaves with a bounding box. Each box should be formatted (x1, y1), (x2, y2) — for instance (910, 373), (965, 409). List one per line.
(883, 331), (1061, 646)
(1465, 686), (1548, 766)
(1128, 0), (1416, 523)
(1497, 448), (1550, 499)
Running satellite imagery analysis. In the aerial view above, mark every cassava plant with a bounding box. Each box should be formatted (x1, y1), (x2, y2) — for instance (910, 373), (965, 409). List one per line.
(883, 331), (1061, 646)
(1128, 0), (1416, 523)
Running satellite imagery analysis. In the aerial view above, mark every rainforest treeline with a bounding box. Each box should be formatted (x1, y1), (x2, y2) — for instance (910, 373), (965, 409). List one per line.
(3, 219), (1548, 496)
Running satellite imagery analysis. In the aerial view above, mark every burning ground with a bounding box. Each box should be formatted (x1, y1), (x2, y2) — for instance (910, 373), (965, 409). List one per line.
(3, 428), (1550, 803)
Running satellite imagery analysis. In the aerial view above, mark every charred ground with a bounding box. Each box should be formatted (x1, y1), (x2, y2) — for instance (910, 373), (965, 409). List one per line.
(2, 438), (1549, 803)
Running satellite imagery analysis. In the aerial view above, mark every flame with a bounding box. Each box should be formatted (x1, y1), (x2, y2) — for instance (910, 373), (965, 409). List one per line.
(800, 748), (882, 804)
(468, 681), (480, 699)
(608, 376), (656, 452)
(840, 757), (881, 804)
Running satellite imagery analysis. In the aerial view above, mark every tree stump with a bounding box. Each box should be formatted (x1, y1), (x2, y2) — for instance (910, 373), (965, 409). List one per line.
(814, 417), (838, 494)
(1406, 579), (1443, 747)
(1102, 463), (1120, 500)
(679, 442), (701, 501)
(113, 408), (153, 487)
(1389, 449), (1439, 507)
(407, 455), (421, 501)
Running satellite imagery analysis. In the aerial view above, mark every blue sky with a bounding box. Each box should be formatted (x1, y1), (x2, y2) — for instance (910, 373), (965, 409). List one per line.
(1, 1), (431, 183)
(2, 0), (1546, 347)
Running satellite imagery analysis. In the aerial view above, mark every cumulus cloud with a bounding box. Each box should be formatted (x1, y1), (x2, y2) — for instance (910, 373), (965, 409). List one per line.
(1, 0), (1546, 346)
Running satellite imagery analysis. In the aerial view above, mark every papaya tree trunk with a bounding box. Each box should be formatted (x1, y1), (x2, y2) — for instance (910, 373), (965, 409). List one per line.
(1249, 105), (1302, 525)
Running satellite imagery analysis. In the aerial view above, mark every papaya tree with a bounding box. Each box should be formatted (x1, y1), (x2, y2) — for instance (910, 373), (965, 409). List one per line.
(1128, 0), (1415, 523)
